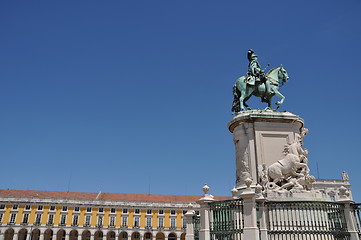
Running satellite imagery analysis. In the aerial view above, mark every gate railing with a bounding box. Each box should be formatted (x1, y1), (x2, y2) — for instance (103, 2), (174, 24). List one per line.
(352, 203), (361, 238)
(209, 199), (243, 240)
(193, 215), (200, 240)
(266, 201), (350, 240)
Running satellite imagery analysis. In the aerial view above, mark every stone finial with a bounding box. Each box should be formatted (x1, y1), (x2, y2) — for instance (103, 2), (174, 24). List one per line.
(199, 184), (214, 201)
(185, 203), (195, 216)
(244, 178), (252, 189)
(202, 184), (210, 194)
(231, 187), (238, 198)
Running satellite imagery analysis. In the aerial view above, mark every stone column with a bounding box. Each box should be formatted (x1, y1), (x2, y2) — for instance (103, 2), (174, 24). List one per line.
(240, 179), (259, 240)
(184, 205), (196, 240)
(196, 185), (214, 240)
(256, 199), (268, 240)
(27, 231), (32, 240)
(39, 232), (44, 240)
(52, 231), (57, 240)
(0, 232), (4, 240)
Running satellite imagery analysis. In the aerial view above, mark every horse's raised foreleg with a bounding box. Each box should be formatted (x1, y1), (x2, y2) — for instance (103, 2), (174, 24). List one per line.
(274, 88), (285, 106)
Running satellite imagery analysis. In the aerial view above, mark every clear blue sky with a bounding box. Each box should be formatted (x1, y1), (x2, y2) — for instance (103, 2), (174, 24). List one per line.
(1, 1), (361, 201)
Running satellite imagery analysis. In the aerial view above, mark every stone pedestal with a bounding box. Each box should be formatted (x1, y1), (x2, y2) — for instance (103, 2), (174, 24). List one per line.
(227, 110), (304, 192)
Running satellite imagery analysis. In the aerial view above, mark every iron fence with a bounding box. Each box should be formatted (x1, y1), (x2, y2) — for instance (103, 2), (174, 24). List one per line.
(266, 201), (350, 240)
(209, 199), (243, 240)
(352, 203), (361, 238)
(193, 215), (200, 240)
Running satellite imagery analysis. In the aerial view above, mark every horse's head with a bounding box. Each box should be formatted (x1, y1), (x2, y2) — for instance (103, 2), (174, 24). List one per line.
(278, 65), (289, 83)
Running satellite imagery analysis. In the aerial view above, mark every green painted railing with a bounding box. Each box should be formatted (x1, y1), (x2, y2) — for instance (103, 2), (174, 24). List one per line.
(209, 199), (243, 240)
(266, 201), (350, 240)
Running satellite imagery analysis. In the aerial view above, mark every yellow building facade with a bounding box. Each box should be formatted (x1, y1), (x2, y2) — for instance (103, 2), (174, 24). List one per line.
(0, 190), (228, 240)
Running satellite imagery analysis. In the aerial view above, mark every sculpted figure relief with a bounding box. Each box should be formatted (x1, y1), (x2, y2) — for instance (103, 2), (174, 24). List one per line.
(232, 49), (289, 112)
(259, 128), (315, 191)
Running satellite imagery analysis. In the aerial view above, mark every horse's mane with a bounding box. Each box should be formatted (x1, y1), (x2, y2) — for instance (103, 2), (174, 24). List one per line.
(267, 66), (280, 75)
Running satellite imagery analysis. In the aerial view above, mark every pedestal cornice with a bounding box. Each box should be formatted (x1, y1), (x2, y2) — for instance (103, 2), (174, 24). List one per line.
(228, 110), (304, 133)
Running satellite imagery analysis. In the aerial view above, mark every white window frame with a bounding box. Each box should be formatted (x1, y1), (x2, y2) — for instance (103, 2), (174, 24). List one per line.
(9, 213), (16, 224)
(48, 214), (54, 225)
(158, 217), (164, 228)
(72, 215), (79, 226)
(60, 214), (67, 225)
(170, 218), (176, 228)
(122, 216), (128, 227)
(134, 216), (140, 227)
(22, 213), (29, 224)
(109, 216), (115, 227)
(146, 217), (152, 228)
(35, 213), (42, 224)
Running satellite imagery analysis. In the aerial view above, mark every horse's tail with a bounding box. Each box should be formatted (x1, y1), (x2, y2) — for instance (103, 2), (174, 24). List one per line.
(231, 84), (241, 113)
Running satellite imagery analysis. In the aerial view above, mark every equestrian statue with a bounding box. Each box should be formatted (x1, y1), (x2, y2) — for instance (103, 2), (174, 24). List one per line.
(232, 49), (289, 112)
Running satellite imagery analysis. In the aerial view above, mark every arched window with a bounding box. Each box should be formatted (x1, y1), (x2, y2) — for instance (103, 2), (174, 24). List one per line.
(5, 229), (14, 240)
(57, 230), (66, 240)
(168, 233), (176, 240)
(107, 231), (115, 240)
(18, 229), (28, 240)
(70, 230), (78, 240)
(144, 233), (152, 240)
(119, 232), (127, 240)
(131, 232), (140, 240)
(82, 231), (91, 240)
(32, 229), (41, 240)
(44, 229), (53, 240)
(156, 233), (165, 240)
(94, 231), (103, 240)
(180, 233), (186, 240)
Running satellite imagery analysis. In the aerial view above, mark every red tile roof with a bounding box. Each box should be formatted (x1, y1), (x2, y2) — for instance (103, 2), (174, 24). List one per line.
(0, 189), (230, 203)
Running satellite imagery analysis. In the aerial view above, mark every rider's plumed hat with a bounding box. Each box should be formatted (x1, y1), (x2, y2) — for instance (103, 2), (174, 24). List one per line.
(247, 49), (257, 61)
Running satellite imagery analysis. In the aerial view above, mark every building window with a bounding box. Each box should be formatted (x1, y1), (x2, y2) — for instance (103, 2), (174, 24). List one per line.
(97, 216), (103, 227)
(25, 205), (31, 210)
(48, 214), (54, 225)
(0, 205), (5, 209)
(12, 205), (18, 210)
(147, 209), (152, 214)
(111, 208), (116, 213)
(50, 206), (55, 211)
(38, 206), (43, 211)
(9, 213), (16, 224)
(158, 210), (164, 215)
(170, 210), (176, 215)
(62, 206), (68, 211)
(134, 209), (140, 214)
(85, 215), (91, 226)
(122, 209), (128, 214)
(170, 218), (176, 228)
(99, 208), (104, 213)
(146, 217), (152, 228)
(109, 216), (115, 227)
(86, 207), (92, 213)
(74, 207), (80, 212)
(22, 213), (29, 224)
(73, 215), (79, 226)
(183, 218), (186, 228)
(0, 213), (3, 223)
(60, 214), (67, 225)
(122, 216), (128, 227)
(158, 217), (164, 228)
(35, 214), (42, 224)
(134, 216), (140, 227)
